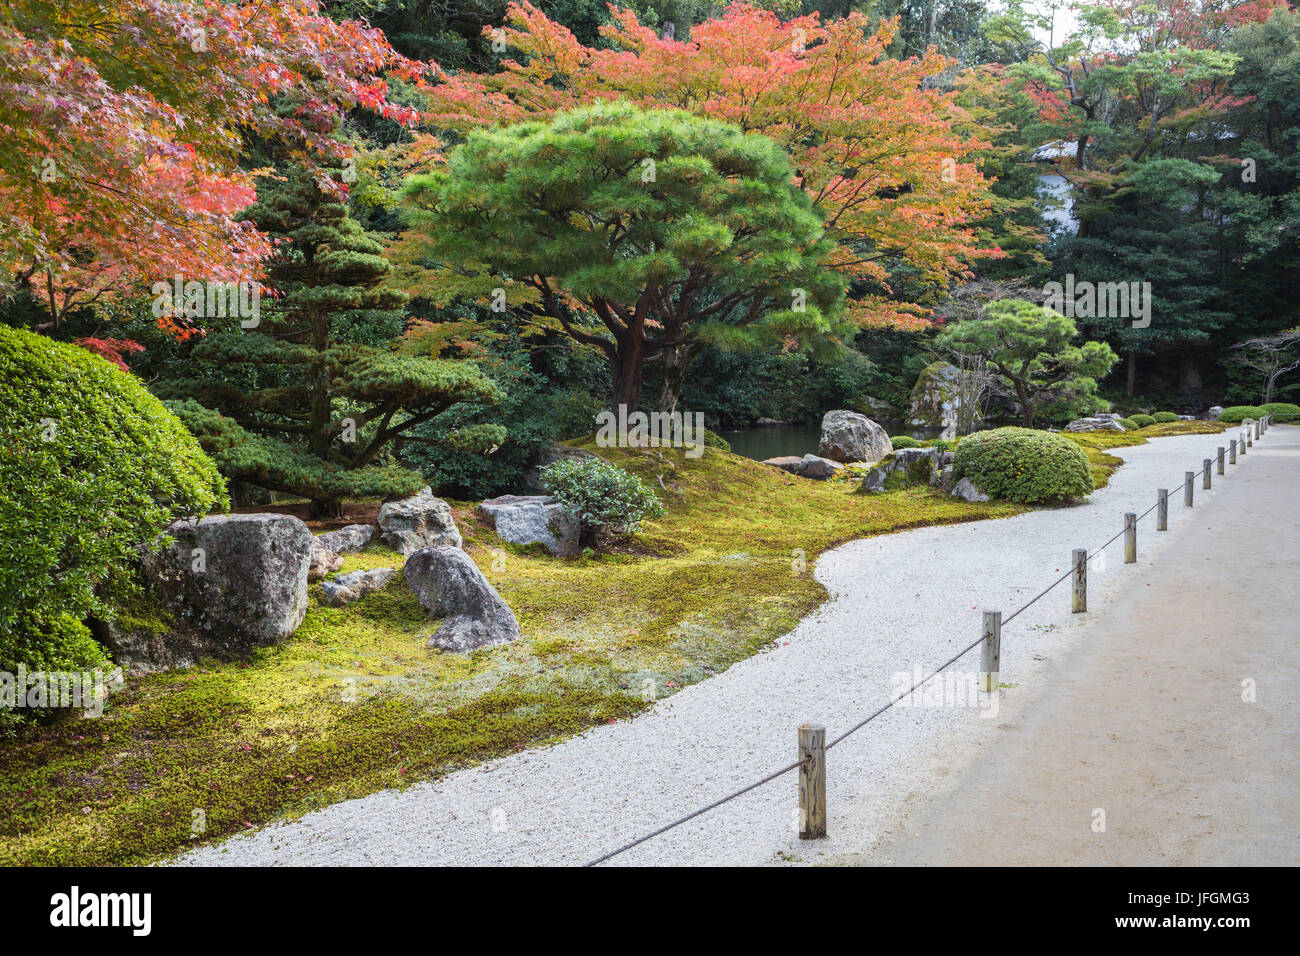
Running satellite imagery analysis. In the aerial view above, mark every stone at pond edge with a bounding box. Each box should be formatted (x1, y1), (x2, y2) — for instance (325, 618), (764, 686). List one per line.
(951, 477), (990, 502)
(404, 546), (521, 653)
(796, 454), (843, 479)
(103, 513), (313, 675)
(321, 568), (395, 607)
(478, 495), (580, 557)
(761, 455), (804, 474)
(378, 486), (462, 556)
(818, 409), (893, 464)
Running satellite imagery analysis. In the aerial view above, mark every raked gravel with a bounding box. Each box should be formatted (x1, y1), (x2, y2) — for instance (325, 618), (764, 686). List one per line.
(173, 429), (1257, 866)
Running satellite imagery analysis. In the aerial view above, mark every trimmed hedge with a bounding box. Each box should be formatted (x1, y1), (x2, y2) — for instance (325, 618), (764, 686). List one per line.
(1152, 412), (1179, 423)
(952, 427), (1094, 504)
(1261, 402), (1300, 423)
(0, 327), (226, 733)
(1118, 417), (1141, 431)
(1219, 405), (1267, 423)
(889, 435), (921, 449)
(1129, 414), (1156, 427)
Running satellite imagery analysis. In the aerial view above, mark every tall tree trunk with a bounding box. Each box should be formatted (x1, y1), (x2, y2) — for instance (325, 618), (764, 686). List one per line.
(611, 336), (645, 415)
(307, 309), (338, 518)
(1016, 382), (1034, 428)
(1126, 351), (1137, 398)
(654, 341), (703, 414)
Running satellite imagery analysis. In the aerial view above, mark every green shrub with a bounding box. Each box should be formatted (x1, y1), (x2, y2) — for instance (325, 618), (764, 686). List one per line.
(1118, 417), (1140, 431)
(1218, 405), (1267, 423)
(1152, 412), (1179, 423)
(0, 326), (226, 733)
(1261, 402), (1300, 423)
(952, 427), (1094, 504)
(703, 429), (732, 452)
(889, 435), (921, 449)
(539, 457), (665, 543)
(1128, 414), (1156, 427)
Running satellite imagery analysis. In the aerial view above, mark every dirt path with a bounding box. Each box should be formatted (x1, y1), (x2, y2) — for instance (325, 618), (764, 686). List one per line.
(835, 425), (1300, 866)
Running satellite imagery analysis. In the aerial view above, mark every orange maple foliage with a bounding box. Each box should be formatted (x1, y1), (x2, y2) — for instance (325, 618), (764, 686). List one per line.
(416, 3), (1002, 331)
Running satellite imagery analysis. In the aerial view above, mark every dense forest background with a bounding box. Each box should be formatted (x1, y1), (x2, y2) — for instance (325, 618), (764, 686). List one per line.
(4, 0), (1299, 499)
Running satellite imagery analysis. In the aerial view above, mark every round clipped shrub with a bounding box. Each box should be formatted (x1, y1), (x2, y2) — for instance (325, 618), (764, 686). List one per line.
(1118, 417), (1141, 431)
(1261, 402), (1300, 423)
(1218, 405), (1267, 423)
(0, 326), (226, 731)
(1129, 414), (1156, 427)
(1152, 411), (1179, 423)
(889, 435), (921, 449)
(952, 427), (1094, 504)
(539, 456), (665, 543)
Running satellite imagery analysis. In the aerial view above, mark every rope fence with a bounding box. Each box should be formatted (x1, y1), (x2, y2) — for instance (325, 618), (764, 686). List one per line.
(584, 414), (1274, 866)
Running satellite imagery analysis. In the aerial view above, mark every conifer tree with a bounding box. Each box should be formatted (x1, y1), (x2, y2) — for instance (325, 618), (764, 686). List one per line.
(162, 158), (502, 516)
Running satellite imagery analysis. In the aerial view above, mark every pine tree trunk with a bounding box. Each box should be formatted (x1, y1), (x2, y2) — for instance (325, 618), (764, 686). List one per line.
(611, 337), (645, 414)
(307, 309), (338, 518)
(1126, 351), (1137, 398)
(655, 341), (701, 414)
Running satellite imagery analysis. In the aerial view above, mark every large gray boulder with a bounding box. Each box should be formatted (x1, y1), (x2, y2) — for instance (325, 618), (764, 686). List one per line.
(321, 568), (395, 607)
(858, 447), (946, 493)
(104, 514), (314, 674)
(404, 546), (521, 653)
(478, 495), (579, 557)
(378, 487), (462, 556)
(819, 410), (893, 464)
(907, 361), (981, 429)
(1206, 405), (1225, 421)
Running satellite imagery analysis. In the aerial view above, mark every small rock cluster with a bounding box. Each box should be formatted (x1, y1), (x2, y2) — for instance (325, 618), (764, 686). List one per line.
(103, 485), (523, 675)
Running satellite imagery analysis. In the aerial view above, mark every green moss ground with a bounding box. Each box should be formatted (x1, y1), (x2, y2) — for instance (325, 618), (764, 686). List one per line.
(0, 431), (1166, 865)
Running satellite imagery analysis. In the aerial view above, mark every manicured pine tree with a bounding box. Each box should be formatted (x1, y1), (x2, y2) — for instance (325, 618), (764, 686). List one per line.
(163, 157), (502, 516)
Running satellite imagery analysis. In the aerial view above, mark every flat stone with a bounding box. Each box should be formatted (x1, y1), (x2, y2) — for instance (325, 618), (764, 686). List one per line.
(316, 524), (376, 554)
(478, 495), (579, 557)
(951, 477), (990, 502)
(321, 567), (395, 607)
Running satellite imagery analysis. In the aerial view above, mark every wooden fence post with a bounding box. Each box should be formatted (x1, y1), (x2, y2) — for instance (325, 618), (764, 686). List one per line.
(1217, 447), (1225, 475)
(980, 610), (1001, 694)
(1203, 459), (1212, 490)
(1072, 548), (1087, 613)
(798, 723), (826, 840)
(1184, 472), (1195, 507)
(1230, 439), (1237, 464)
(1124, 513), (1137, 563)
(1157, 489), (1169, 531)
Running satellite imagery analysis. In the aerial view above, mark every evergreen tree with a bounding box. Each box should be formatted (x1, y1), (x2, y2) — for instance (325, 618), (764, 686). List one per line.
(161, 158), (502, 516)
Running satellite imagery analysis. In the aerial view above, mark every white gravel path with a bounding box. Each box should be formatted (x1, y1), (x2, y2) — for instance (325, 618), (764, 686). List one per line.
(174, 427), (1267, 866)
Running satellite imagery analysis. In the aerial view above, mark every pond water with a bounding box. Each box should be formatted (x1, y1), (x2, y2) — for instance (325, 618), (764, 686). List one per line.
(722, 423), (946, 461)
